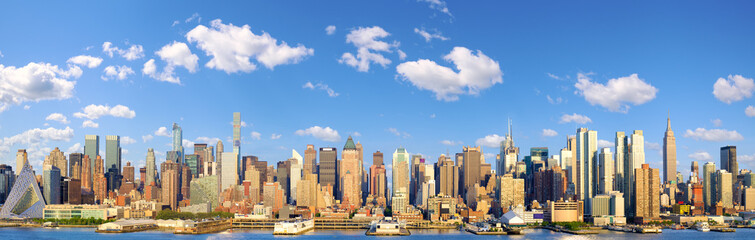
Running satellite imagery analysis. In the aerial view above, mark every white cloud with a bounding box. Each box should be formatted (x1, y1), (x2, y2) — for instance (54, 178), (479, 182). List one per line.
(713, 75), (754, 104)
(251, 131), (261, 140)
(559, 113), (592, 124)
(475, 134), (505, 148)
(67, 143), (83, 153)
(397, 49), (407, 60)
(547, 95), (563, 104)
(711, 119), (722, 127)
(154, 127), (171, 137)
(339, 26), (399, 72)
(67, 55), (103, 68)
(121, 136), (137, 145)
(542, 129), (558, 137)
(0, 127), (75, 158)
(23, 105), (30, 110)
(688, 151), (712, 161)
(683, 128), (744, 142)
(387, 128), (411, 138)
(185, 13), (201, 23)
(441, 140), (460, 146)
(195, 136), (221, 143)
(574, 73), (658, 113)
(303, 81), (339, 97)
(295, 126), (341, 142)
(45, 113), (69, 124)
(172, 20), (180, 27)
(142, 134), (154, 142)
(182, 139), (195, 149)
(82, 120), (99, 128)
(325, 25), (336, 35)
(142, 59), (157, 75)
(271, 133), (282, 140)
(598, 139), (613, 148)
(746, 105), (755, 117)
(73, 104), (135, 119)
(351, 132), (361, 137)
(101, 65), (134, 81)
(414, 28), (449, 42)
(419, 0), (452, 17)
(546, 73), (561, 80)
(396, 46), (503, 101)
(187, 19), (314, 73)
(143, 41), (198, 84)
(0, 62), (80, 112)
(102, 42), (145, 61)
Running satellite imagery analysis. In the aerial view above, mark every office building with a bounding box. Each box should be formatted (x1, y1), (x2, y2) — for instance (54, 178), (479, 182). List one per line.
(624, 130), (645, 218)
(221, 152), (239, 191)
(435, 155), (459, 198)
(369, 151), (387, 199)
(462, 146), (482, 202)
(44, 147), (67, 178)
(663, 116), (677, 184)
(146, 148), (156, 186)
(576, 128), (597, 201)
(105, 135), (121, 174)
(339, 136), (361, 206)
(304, 144), (317, 174)
(703, 162), (716, 211)
(16, 149), (28, 176)
(615, 132), (627, 194)
(498, 119), (518, 175)
(290, 150), (303, 203)
(43, 165), (61, 204)
(0, 165), (14, 204)
(498, 174), (525, 211)
(393, 147), (410, 203)
(161, 158), (180, 210)
(721, 146), (737, 180)
(68, 153), (83, 180)
(715, 170), (733, 209)
(634, 164), (659, 222)
(318, 147), (338, 195)
(598, 148), (613, 194)
(84, 135), (99, 179)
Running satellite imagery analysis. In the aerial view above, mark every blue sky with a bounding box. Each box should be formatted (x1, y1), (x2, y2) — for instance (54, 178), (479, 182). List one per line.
(1, 0), (754, 178)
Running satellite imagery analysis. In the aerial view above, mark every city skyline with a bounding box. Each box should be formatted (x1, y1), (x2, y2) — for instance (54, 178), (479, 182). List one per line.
(1, 1), (754, 179)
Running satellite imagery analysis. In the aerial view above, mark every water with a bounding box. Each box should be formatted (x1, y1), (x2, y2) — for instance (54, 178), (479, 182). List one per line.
(0, 227), (752, 240)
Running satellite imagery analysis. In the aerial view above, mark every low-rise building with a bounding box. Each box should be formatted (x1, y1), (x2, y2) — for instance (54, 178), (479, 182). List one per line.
(43, 204), (111, 220)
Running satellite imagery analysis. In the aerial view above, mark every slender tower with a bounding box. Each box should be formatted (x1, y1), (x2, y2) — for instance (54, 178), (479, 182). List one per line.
(663, 113), (677, 184)
(146, 148), (156, 186)
(233, 112), (241, 178)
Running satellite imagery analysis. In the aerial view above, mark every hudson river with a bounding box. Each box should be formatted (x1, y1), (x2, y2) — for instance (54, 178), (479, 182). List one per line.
(0, 228), (752, 239)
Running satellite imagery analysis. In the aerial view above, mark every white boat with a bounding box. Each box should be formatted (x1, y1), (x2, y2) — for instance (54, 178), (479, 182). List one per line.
(695, 222), (710, 232)
(273, 219), (314, 235)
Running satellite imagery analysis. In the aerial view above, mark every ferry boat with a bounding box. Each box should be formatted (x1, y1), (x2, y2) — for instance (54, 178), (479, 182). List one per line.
(42, 222), (58, 228)
(273, 219), (314, 235)
(366, 217), (410, 236)
(695, 222), (710, 232)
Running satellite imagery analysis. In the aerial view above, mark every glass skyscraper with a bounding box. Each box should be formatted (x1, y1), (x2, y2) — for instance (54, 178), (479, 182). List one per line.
(105, 135), (121, 174)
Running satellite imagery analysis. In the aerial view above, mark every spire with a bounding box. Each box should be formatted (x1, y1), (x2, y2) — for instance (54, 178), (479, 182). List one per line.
(666, 110), (671, 131)
(344, 136), (356, 150)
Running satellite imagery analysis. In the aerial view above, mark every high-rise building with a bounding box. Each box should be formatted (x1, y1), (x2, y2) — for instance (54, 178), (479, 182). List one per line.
(624, 130), (645, 218)
(172, 123), (183, 162)
(0, 162), (45, 218)
(634, 164), (659, 222)
(44, 147), (67, 178)
(576, 128), (597, 201)
(160, 159), (180, 210)
(663, 116), (677, 184)
(15, 149), (28, 176)
(84, 135), (99, 178)
(146, 148), (156, 186)
(566, 136), (577, 185)
(498, 174), (524, 211)
(263, 182), (284, 212)
(715, 169), (733, 209)
(221, 152), (239, 191)
(462, 146), (482, 202)
(185, 154), (200, 178)
(369, 151), (387, 200)
(304, 144), (317, 175)
(498, 119), (518, 175)
(233, 112), (241, 179)
(290, 150), (303, 203)
(93, 155), (106, 202)
(392, 147), (410, 202)
(216, 140), (224, 165)
(0, 165), (14, 204)
(122, 162), (135, 183)
(598, 148), (613, 194)
(69, 153), (83, 180)
(43, 165), (61, 204)
(318, 147), (338, 195)
(702, 162), (716, 211)
(691, 161), (700, 183)
(340, 136), (361, 206)
(559, 148), (573, 182)
(435, 155), (459, 198)
(615, 132), (627, 193)
(81, 155), (92, 190)
(720, 146), (737, 180)
(105, 135), (121, 174)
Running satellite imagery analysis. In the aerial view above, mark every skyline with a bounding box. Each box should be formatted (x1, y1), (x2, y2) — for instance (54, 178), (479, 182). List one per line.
(1, 0), (754, 178)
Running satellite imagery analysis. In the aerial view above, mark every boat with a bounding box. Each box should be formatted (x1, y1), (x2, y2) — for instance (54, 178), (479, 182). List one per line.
(366, 217), (410, 236)
(695, 222), (710, 232)
(273, 218), (314, 235)
(42, 222), (58, 228)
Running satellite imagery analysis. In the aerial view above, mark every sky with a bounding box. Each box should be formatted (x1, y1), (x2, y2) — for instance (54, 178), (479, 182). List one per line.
(1, 0), (754, 179)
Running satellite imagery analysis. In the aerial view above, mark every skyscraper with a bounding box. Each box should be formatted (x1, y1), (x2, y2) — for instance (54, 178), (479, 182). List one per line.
(634, 164), (659, 222)
(43, 165), (61, 204)
(566, 136), (577, 185)
(614, 132), (627, 193)
(576, 128), (597, 201)
(498, 119), (518, 175)
(221, 152), (239, 191)
(663, 115), (677, 184)
(68, 153), (83, 180)
(0, 165), (14, 204)
(435, 155), (459, 198)
(105, 135), (121, 174)
(146, 148), (156, 186)
(233, 112), (241, 178)
(369, 151), (387, 200)
(392, 147), (410, 200)
(318, 147), (338, 195)
(721, 146), (737, 180)
(216, 140), (224, 164)
(290, 149), (303, 203)
(340, 136), (361, 206)
(44, 147), (67, 178)
(15, 149), (27, 175)
(304, 144), (317, 174)
(84, 135), (99, 178)
(81, 155), (92, 190)
(172, 123), (183, 163)
(160, 158), (180, 210)
(715, 169), (733, 208)
(624, 130), (645, 217)
(703, 162), (716, 211)
(598, 148), (613, 194)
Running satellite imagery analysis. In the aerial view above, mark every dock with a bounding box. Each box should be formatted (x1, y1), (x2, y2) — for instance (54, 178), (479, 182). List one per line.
(365, 218), (410, 236)
(711, 227), (736, 232)
(174, 219), (232, 234)
(273, 219), (315, 235)
(96, 220), (157, 233)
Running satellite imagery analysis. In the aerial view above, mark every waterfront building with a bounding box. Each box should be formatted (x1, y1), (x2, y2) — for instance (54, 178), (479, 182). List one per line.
(598, 148), (613, 194)
(427, 195), (457, 222)
(634, 164), (659, 223)
(43, 165), (61, 204)
(663, 116), (677, 184)
(0, 162), (45, 218)
(624, 130), (645, 218)
(544, 200), (583, 223)
(105, 135), (121, 174)
(190, 175), (220, 209)
(43, 204), (109, 220)
(703, 162), (716, 211)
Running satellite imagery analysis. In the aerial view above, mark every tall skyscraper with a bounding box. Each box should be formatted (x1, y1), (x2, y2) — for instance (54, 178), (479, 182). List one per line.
(290, 149), (303, 203)
(220, 152), (239, 191)
(160, 158), (180, 210)
(614, 132), (627, 193)
(105, 135), (121, 174)
(435, 154), (459, 198)
(715, 169), (733, 208)
(0, 165), (14, 204)
(703, 162), (716, 211)
(216, 140), (224, 164)
(392, 147), (410, 200)
(15, 149), (27, 175)
(634, 164), (660, 222)
(81, 155), (92, 190)
(624, 130), (645, 217)
(84, 135), (99, 178)
(172, 123), (183, 163)
(462, 146), (482, 203)
(576, 128), (597, 200)
(663, 115), (677, 184)
(691, 161), (700, 183)
(44, 147), (67, 178)
(68, 153), (83, 180)
(43, 165), (61, 204)
(233, 112), (241, 178)
(498, 119), (518, 175)
(318, 147), (338, 195)
(369, 151), (387, 200)
(566, 136), (577, 185)
(340, 136), (361, 206)
(598, 148), (613, 194)
(304, 144), (317, 174)
(559, 148), (572, 182)
(720, 146), (737, 180)
(146, 148), (156, 186)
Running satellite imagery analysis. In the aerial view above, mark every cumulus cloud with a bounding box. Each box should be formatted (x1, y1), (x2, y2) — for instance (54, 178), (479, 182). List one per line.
(711, 119), (722, 127)
(185, 13), (201, 23)
(746, 106), (755, 117)
(396, 46), (502, 101)
(0, 62), (80, 112)
(67, 143), (83, 153)
(187, 19), (314, 73)
(67, 55), (103, 68)
(295, 126), (341, 142)
(688, 151), (712, 161)
(271, 133), (282, 140)
(142, 134), (154, 142)
(339, 26), (400, 72)
(45, 113), (69, 124)
(195, 136), (221, 143)
(559, 113), (592, 124)
(303, 81), (339, 97)
(475, 134), (505, 148)
(387, 128), (411, 138)
(182, 139), (195, 149)
(325, 25), (336, 35)
(547, 95), (563, 104)
(574, 73), (658, 113)
(121, 136), (137, 145)
(542, 129), (558, 137)
(0, 127), (75, 159)
(713, 75), (754, 104)
(419, 0), (452, 17)
(143, 41), (199, 84)
(598, 139), (613, 148)
(154, 127), (171, 137)
(441, 140), (460, 146)
(73, 104), (135, 119)
(251, 131), (261, 140)
(101, 65), (134, 81)
(683, 128), (744, 142)
(414, 28), (449, 42)
(102, 42), (145, 61)
(82, 120), (99, 128)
